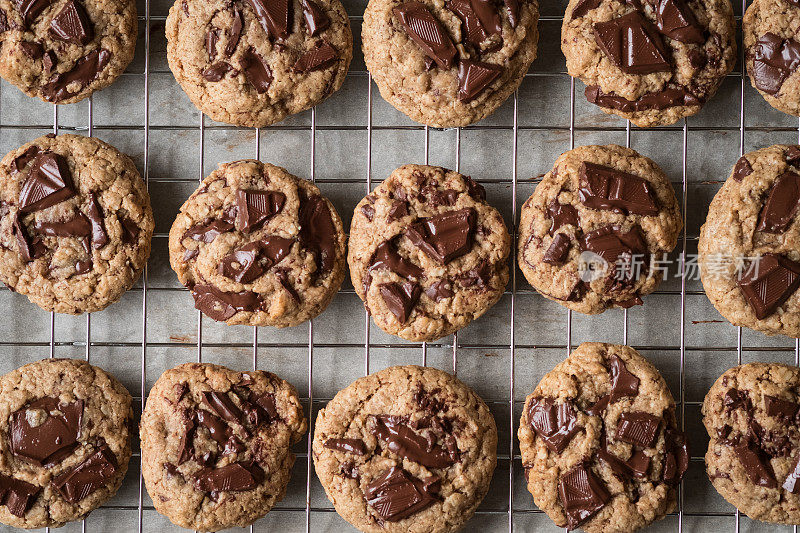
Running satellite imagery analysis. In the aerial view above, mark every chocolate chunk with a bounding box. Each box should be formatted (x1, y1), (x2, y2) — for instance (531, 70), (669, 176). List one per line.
(502, 0), (518, 26)
(750, 33), (800, 95)
(596, 448), (632, 478)
(52, 444), (117, 503)
(585, 85), (702, 112)
(194, 409), (230, 444)
(360, 204), (375, 221)
(688, 48), (706, 68)
(12, 214), (34, 262)
(464, 176), (486, 200)
(423, 188), (458, 207)
(527, 397), (583, 453)
(608, 354), (640, 403)
(20, 41), (42, 58)
(235, 189), (285, 233)
(543, 233), (571, 264)
(615, 411), (660, 447)
(176, 418), (195, 464)
(723, 388), (751, 412)
(242, 49), (273, 93)
(654, 0), (704, 44)
(471, 0), (502, 35)
(50, 0), (93, 45)
(737, 253), (800, 319)
(627, 450), (651, 477)
(585, 394), (609, 416)
(364, 466), (439, 522)
(202, 61), (236, 81)
(15, 0), (53, 26)
(253, 391), (279, 420)
(299, 194), (337, 274)
(548, 200), (579, 234)
(193, 461), (264, 492)
(448, 0), (489, 46)
(787, 146), (800, 166)
(593, 12), (670, 74)
(756, 171), (800, 233)
(183, 218), (234, 243)
(387, 200), (409, 221)
(10, 398), (83, 466)
(34, 213), (92, 240)
(183, 248), (199, 261)
(275, 269), (301, 303)
(14, 146), (39, 173)
(206, 28), (220, 61)
(579, 162), (658, 216)
(406, 208), (475, 264)
(558, 463), (610, 530)
(340, 461), (359, 479)
(218, 236), (292, 284)
(203, 391), (243, 423)
(191, 283), (261, 321)
(379, 281), (421, 323)
(457, 59), (502, 102)
(41, 48), (111, 102)
(370, 415), (456, 468)
(324, 438), (367, 455)
(783, 455), (800, 493)
(224, 7), (243, 56)
(222, 436), (245, 456)
(425, 279), (454, 302)
(662, 428), (689, 484)
(580, 224), (648, 284)
(0, 9), (8, 32)
(86, 193), (107, 248)
(734, 440), (777, 488)
(245, 0), (291, 39)
(302, 0), (330, 36)
(294, 40), (337, 72)
(369, 241), (423, 280)
(74, 259), (92, 274)
(765, 395), (799, 419)
(0, 473), (39, 517)
(732, 156), (753, 181)
(19, 152), (74, 212)
(41, 50), (56, 75)
(393, 1), (456, 69)
(456, 259), (493, 289)
(571, 0), (601, 19)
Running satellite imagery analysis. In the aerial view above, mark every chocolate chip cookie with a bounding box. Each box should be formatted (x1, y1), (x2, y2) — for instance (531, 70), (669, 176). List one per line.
(168, 159), (346, 327)
(698, 145), (800, 338)
(348, 164), (510, 342)
(0, 0), (136, 103)
(140, 363), (307, 531)
(562, 0), (736, 127)
(166, 0), (352, 128)
(519, 343), (688, 532)
(702, 362), (800, 524)
(312, 365), (497, 533)
(362, 0), (539, 127)
(0, 134), (154, 314)
(518, 145), (682, 314)
(0, 358), (132, 529)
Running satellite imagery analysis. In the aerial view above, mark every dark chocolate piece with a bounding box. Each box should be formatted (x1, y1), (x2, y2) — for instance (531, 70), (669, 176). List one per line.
(235, 189), (285, 233)
(732, 156), (753, 181)
(448, 0), (490, 46)
(558, 462), (610, 530)
(615, 411), (660, 447)
(183, 218), (234, 243)
(51, 444), (118, 503)
(548, 200), (579, 235)
(662, 428), (689, 484)
(193, 461), (264, 492)
(19, 41), (43, 58)
(387, 200), (408, 221)
(191, 283), (261, 321)
(737, 253), (800, 319)
(219, 241), (264, 283)
(242, 49), (273, 93)
(527, 397), (582, 453)
(245, 0), (291, 39)
(593, 11), (670, 74)
(751, 33), (800, 95)
(369, 241), (423, 280)
(203, 391), (242, 423)
(86, 192), (107, 248)
(734, 441), (777, 488)
(571, 0), (601, 19)
(13, 146), (40, 173)
(585, 394), (610, 416)
(405, 208), (475, 264)
(654, 0), (704, 44)
(783, 455), (800, 493)
(379, 281), (421, 323)
(543, 233), (571, 264)
(202, 61), (236, 81)
(15, 0), (53, 26)
(425, 279), (454, 301)
(765, 395), (799, 419)
(756, 171), (800, 233)
(33, 213), (92, 238)
(0, 473), (39, 517)
(393, 1), (456, 69)
(579, 162), (658, 216)
(299, 194), (337, 274)
(457, 59), (502, 102)
(323, 438), (368, 455)
(276, 269), (301, 303)
(723, 388), (751, 412)
(579, 224), (648, 285)
(364, 466), (439, 522)
(41, 48), (111, 102)
(19, 152), (75, 212)
(225, 7), (243, 56)
(503, 0), (518, 27)
(302, 0), (330, 35)
(294, 41), (337, 72)
(370, 415), (456, 468)
(608, 354), (639, 403)
(12, 214), (34, 262)
(10, 397), (83, 466)
(194, 409), (230, 444)
(49, 0), (93, 45)
(585, 85), (702, 112)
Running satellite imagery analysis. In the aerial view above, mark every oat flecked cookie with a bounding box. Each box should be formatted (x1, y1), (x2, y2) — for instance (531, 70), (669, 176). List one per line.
(703, 363), (800, 524)
(519, 343), (688, 532)
(362, 0), (539, 127)
(349, 164), (510, 342)
(0, 0), (137, 103)
(518, 145), (682, 314)
(0, 358), (133, 529)
(562, 0), (736, 127)
(312, 365), (497, 533)
(169, 159), (347, 327)
(0, 134), (154, 314)
(166, 0), (353, 127)
(140, 363), (307, 531)
(699, 145), (800, 338)
(744, 0), (800, 116)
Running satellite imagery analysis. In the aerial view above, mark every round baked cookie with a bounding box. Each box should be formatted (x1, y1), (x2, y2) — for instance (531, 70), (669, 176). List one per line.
(348, 164), (510, 342)
(519, 343), (688, 532)
(166, 0), (353, 127)
(743, 0), (800, 116)
(698, 145), (800, 337)
(518, 145), (682, 314)
(312, 365), (497, 533)
(0, 358), (132, 529)
(702, 362), (800, 524)
(140, 362), (307, 531)
(0, 0), (136, 104)
(362, 0), (539, 127)
(0, 134), (154, 314)
(169, 160), (346, 327)
(562, 0), (736, 127)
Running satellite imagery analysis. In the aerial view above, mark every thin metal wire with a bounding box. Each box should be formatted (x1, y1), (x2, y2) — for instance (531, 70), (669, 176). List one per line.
(508, 90), (519, 532)
(305, 107), (317, 533)
(364, 74), (373, 378)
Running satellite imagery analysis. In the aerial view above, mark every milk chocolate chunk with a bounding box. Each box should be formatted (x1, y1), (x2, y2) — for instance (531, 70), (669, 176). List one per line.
(751, 33), (800, 95)
(393, 1), (456, 69)
(15, 0), (53, 26)
(548, 200), (579, 234)
(425, 279), (454, 301)
(19, 152), (75, 212)
(52, 444), (118, 503)
(765, 395), (799, 419)
(225, 7), (243, 56)
(86, 193), (107, 248)
(558, 463), (610, 530)
(235, 189), (285, 233)
(193, 461), (264, 492)
(364, 466), (439, 522)
(579, 162), (658, 216)
(527, 397), (583, 453)
(734, 441), (777, 488)
(370, 415), (456, 468)
(757, 171), (800, 233)
(245, 0), (291, 39)
(783, 455), (800, 493)
(41, 48), (111, 102)
(662, 428), (689, 483)
(406, 208), (475, 264)
(202, 61), (236, 81)
(593, 11), (670, 75)
(448, 0), (490, 46)
(0, 473), (39, 517)
(10, 397), (83, 466)
(369, 241), (423, 279)
(615, 411), (660, 447)
(191, 283), (261, 321)
(737, 253), (800, 319)
(294, 41), (337, 72)
(299, 194), (336, 274)
(302, 0), (330, 35)
(379, 281), (421, 323)
(543, 233), (571, 264)
(242, 49), (273, 93)
(608, 354), (639, 403)
(457, 59), (502, 102)
(203, 391), (243, 423)
(184, 218), (234, 243)
(323, 438), (368, 455)
(585, 85), (701, 112)
(654, 0), (704, 44)
(50, 0), (94, 45)
(732, 156), (753, 181)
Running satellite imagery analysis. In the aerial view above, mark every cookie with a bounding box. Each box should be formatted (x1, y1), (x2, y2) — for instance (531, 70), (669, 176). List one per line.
(312, 365), (497, 533)
(348, 164), (510, 342)
(168, 159), (346, 327)
(702, 362), (800, 524)
(698, 145), (800, 338)
(0, 358), (132, 529)
(562, 0), (736, 127)
(0, 0), (136, 104)
(743, 0), (800, 116)
(0, 134), (154, 314)
(518, 145), (682, 314)
(362, 0), (539, 127)
(166, 0), (353, 128)
(140, 363), (307, 531)
(519, 343), (688, 532)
